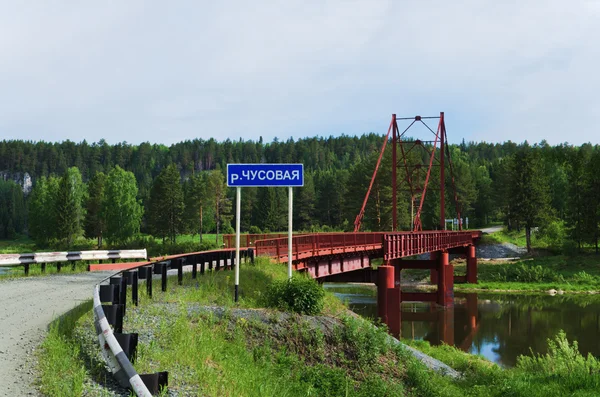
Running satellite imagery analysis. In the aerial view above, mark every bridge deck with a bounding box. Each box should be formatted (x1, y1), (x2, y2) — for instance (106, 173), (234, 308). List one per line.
(254, 231), (481, 265)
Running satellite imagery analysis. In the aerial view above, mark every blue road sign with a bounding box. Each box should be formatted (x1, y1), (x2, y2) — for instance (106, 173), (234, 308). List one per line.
(227, 163), (304, 187)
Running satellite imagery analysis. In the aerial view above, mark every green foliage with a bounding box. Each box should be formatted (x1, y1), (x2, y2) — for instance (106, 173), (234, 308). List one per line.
(265, 276), (325, 315)
(0, 179), (26, 238)
(55, 167), (86, 246)
(84, 171), (106, 246)
(516, 330), (600, 392)
(339, 316), (391, 367)
(207, 169), (232, 244)
(3, 136), (600, 249)
(102, 166), (143, 244)
(539, 220), (566, 252)
(147, 164), (185, 243)
(508, 145), (553, 252)
(28, 176), (60, 244)
(248, 225), (262, 234)
(38, 301), (91, 397)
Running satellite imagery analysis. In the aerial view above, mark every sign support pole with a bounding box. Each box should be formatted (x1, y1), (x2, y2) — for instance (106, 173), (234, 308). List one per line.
(234, 187), (241, 302)
(288, 186), (293, 279)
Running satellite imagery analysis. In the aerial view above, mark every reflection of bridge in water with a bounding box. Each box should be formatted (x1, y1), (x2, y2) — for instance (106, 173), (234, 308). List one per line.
(398, 293), (479, 352)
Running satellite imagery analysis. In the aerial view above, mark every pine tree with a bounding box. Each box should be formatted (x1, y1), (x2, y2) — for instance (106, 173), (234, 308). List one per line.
(85, 172), (107, 247)
(28, 176), (60, 245)
(293, 172), (316, 231)
(508, 146), (552, 252)
(584, 149), (600, 253)
(55, 167), (86, 246)
(102, 166), (143, 245)
(207, 170), (232, 244)
(147, 164), (185, 244)
(183, 173), (212, 242)
(0, 180), (26, 238)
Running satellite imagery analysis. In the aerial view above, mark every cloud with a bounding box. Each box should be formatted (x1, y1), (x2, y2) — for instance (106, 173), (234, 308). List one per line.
(0, 0), (598, 145)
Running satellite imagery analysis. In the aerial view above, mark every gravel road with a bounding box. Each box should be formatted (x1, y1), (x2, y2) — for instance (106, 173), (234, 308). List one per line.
(0, 272), (112, 396)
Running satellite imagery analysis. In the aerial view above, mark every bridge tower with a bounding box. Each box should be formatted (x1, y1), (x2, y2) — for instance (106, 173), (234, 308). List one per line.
(354, 113), (463, 232)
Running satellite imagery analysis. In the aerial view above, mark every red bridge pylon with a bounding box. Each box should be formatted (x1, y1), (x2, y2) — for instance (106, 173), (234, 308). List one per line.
(354, 113), (463, 232)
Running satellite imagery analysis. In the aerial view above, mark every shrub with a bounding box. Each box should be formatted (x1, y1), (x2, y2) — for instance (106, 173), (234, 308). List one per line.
(248, 225), (262, 234)
(506, 264), (558, 283)
(265, 276), (325, 315)
(572, 271), (596, 284)
(539, 220), (566, 251)
(517, 330), (600, 391)
(561, 239), (579, 256)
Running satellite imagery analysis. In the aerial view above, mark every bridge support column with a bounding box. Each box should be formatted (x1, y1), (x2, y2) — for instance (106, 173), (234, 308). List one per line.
(377, 265), (395, 324)
(466, 245), (477, 284)
(436, 251), (453, 307)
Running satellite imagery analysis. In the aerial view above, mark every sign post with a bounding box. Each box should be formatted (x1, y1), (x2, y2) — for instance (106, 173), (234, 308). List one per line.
(235, 186), (241, 302)
(227, 163), (304, 302)
(288, 186), (293, 279)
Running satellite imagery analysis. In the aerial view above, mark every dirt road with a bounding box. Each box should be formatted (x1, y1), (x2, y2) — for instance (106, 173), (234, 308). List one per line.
(0, 272), (112, 396)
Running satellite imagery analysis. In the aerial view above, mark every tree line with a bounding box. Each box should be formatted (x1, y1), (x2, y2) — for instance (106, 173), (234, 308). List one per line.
(0, 137), (599, 253)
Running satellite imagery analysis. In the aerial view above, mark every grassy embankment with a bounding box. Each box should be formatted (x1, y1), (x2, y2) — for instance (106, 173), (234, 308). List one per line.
(39, 257), (600, 397)
(402, 228), (600, 293)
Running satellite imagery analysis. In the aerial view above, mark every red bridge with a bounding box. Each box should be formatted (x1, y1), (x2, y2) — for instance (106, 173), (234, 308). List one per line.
(234, 113), (482, 333)
(245, 230), (481, 337)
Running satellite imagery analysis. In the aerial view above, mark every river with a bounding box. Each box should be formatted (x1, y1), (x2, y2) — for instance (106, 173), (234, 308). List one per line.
(325, 283), (600, 367)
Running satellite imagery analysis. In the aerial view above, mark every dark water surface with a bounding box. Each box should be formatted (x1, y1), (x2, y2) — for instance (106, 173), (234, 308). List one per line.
(325, 283), (600, 367)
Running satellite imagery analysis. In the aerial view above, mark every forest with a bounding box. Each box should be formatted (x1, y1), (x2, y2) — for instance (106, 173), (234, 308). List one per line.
(0, 135), (599, 254)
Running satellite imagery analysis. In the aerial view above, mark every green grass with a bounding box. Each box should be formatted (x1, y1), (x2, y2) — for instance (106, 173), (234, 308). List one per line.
(39, 255), (600, 396)
(0, 235), (37, 253)
(451, 255), (600, 293)
(0, 261), (102, 280)
(37, 300), (92, 397)
(404, 332), (600, 397)
(118, 258), (465, 396)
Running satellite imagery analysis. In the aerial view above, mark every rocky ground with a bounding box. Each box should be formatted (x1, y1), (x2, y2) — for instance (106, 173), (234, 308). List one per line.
(477, 242), (526, 259)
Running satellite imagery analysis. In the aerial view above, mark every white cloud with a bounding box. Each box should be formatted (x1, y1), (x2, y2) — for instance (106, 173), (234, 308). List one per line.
(0, 0), (598, 145)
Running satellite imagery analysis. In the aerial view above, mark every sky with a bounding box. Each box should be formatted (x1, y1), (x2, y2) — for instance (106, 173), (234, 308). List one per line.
(0, 1), (598, 146)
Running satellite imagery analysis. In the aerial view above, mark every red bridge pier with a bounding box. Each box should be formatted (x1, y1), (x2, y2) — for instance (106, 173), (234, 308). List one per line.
(377, 250), (457, 332)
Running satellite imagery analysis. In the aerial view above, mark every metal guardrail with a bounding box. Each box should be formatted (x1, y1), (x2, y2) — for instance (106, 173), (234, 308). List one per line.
(0, 249), (147, 275)
(92, 248), (254, 396)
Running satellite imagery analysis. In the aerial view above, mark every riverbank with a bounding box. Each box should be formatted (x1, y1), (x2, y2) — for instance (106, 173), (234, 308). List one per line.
(402, 253), (600, 294)
(39, 258), (600, 396)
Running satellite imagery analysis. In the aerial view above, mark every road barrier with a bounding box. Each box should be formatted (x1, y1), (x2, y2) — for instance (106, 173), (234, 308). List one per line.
(0, 249), (147, 275)
(92, 248), (254, 396)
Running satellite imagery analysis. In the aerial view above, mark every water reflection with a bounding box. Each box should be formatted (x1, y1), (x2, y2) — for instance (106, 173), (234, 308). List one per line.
(326, 284), (600, 367)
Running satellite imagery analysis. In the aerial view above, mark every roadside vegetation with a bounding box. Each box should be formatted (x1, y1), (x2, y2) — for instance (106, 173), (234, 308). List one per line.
(37, 257), (600, 396)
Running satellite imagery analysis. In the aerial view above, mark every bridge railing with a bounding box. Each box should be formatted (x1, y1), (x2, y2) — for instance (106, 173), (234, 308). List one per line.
(383, 231), (480, 260)
(254, 232), (386, 261)
(255, 231), (482, 262)
(222, 233), (309, 248)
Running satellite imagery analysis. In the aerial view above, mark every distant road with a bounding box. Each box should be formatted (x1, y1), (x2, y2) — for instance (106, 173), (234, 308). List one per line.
(0, 272), (111, 396)
(479, 225), (503, 234)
